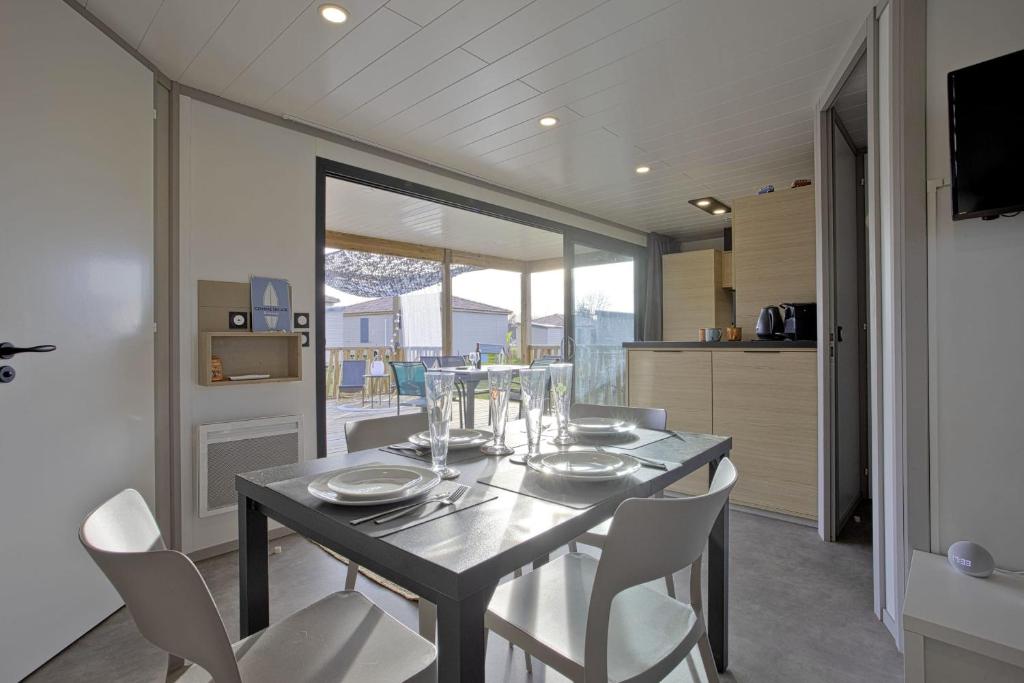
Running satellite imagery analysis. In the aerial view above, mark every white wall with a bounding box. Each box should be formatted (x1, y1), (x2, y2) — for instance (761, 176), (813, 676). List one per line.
(926, 0), (1024, 569)
(452, 311), (509, 356)
(341, 313), (391, 347)
(178, 96), (636, 552)
(0, 0), (154, 677)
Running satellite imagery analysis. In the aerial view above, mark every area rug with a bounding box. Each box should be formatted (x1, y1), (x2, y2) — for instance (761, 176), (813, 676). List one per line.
(315, 543), (418, 601)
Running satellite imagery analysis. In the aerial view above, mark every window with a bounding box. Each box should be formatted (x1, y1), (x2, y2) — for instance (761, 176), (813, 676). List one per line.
(359, 317), (369, 344)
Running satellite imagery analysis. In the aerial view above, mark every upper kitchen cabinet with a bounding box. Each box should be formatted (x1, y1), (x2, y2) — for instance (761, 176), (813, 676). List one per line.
(732, 186), (816, 334)
(662, 249), (732, 341)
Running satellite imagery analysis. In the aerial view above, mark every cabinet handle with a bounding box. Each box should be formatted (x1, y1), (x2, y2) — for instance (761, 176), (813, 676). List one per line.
(741, 350), (781, 353)
(652, 350), (683, 353)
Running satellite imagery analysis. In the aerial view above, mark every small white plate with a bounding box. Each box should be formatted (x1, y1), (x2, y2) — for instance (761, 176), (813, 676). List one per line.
(409, 429), (492, 450)
(308, 465), (440, 506)
(526, 449), (641, 481)
(326, 464), (426, 499)
(568, 417), (636, 435)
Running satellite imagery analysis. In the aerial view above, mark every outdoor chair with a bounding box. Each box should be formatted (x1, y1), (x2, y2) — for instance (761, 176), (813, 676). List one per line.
(339, 359), (367, 402)
(421, 356), (441, 369)
(390, 361), (463, 427)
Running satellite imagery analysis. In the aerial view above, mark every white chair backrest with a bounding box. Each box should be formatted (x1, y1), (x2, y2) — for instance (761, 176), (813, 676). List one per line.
(570, 403), (668, 431)
(79, 490), (241, 683)
(584, 458), (737, 681)
(345, 412), (428, 452)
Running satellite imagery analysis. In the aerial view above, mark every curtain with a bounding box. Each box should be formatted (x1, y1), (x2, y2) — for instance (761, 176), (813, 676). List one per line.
(640, 233), (680, 341)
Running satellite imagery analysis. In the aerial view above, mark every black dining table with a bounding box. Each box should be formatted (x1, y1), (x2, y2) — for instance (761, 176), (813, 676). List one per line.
(235, 423), (733, 681)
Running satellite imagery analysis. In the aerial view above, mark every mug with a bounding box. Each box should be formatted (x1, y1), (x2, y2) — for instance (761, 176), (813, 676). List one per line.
(698, 328), (707, 342)
(705, 327), (723, 342)
(726, 325), (742, 341)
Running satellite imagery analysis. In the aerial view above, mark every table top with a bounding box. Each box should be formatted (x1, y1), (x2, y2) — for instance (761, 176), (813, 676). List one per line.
(444, 364), (530, 380)
(236, 424), (730, 601)
(903, 550), (1024, 668)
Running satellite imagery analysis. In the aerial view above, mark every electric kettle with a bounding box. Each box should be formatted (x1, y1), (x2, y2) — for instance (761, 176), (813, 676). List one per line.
(756, 306), (784, 339)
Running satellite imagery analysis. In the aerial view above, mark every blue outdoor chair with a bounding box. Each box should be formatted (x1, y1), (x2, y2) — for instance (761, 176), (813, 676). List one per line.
(339, 360), (367, 400)
(390, 361), (463, 427)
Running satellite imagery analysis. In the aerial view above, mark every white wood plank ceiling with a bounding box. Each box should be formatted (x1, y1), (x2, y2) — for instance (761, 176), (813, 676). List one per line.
(83, 0), (874, 239)
(326, 177), (565, 261)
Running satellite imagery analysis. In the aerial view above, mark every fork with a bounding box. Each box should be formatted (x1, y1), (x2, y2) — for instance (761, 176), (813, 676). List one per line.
(372, 484), (470, 525)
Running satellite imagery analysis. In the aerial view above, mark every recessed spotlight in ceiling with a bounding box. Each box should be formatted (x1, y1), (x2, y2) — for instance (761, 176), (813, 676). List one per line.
(635, 165), (651, 174)
(688, 197), (731, 216)
(539, 116), (558, 127)
(319, 4), (348, 23)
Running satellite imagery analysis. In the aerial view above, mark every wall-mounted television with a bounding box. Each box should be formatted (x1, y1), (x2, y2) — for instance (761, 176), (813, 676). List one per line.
(947, 48), (1024, 221)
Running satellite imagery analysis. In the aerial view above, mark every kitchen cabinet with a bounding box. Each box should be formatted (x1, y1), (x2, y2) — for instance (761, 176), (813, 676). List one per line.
(732, 186), (816, 335)
(627, 349), (712, 495)
(662, 250), (732, 341)
(712, 350), (817, 518)
(627, 346), (818, 517)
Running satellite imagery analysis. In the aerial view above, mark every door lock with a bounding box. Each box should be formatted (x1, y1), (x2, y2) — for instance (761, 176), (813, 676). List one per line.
(0, 366), (14, 383)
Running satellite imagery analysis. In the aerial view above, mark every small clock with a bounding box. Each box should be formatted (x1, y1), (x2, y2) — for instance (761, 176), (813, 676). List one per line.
(293, 312), (310, 329)
(228, 311), (249, 330)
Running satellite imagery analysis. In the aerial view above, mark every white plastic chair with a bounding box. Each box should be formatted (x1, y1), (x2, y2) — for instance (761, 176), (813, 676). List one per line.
(486, 458), (736, 682)
(79, 489), (436, 682)
(344, 413), (440, 641)
(567, 404), (678, 596)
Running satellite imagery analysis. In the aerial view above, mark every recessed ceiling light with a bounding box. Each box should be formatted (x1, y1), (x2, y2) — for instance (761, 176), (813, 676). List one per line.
(712, 208), (726, 215)
(319, 4), (348, 23)
(635, 165), (651, 174)
(696, 199), (711, 207)
(539, 116), (558, 127)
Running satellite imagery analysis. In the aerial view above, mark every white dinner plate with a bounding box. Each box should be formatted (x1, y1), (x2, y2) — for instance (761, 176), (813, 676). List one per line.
(326, 464), (426, 499)
(526, 449), (641, 481)
(568, 417), (636, 436)
(409, 429), (492, 450)
(308, 465), (440, 506)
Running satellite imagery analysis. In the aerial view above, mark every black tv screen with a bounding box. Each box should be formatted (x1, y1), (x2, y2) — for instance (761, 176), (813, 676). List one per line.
(947, 48), (1024, 221)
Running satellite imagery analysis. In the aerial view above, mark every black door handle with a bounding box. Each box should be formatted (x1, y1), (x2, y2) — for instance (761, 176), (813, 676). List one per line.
(836, 326), (844, 343)
(0, 342), (57, 360)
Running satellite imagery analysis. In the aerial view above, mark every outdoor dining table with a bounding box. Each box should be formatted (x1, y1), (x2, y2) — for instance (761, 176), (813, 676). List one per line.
(446, 364), (528, 428)
(235, 421), (733, 681)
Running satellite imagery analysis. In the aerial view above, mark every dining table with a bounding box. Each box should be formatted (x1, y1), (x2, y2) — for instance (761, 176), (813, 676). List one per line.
(235, 420), (733, 681)
(445, 364), (529, 428)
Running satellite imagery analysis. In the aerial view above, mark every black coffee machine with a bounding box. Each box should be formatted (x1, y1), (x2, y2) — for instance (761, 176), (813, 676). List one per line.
(781, 303), (817, 341)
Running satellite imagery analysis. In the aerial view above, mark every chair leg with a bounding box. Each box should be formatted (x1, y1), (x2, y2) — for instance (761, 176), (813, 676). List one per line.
(697, 630), (719, 683)
(344, 561), (359, 591)
(166, 654), (186, 681)
(568, 541), (579, 553)
(417, 599), (437, 642)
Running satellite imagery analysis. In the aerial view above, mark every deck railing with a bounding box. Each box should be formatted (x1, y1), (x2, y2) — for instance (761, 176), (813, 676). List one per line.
(527, 345), (562, 362)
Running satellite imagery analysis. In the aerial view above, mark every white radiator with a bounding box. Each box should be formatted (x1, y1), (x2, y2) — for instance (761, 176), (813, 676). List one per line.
(195, 415), (304, 517)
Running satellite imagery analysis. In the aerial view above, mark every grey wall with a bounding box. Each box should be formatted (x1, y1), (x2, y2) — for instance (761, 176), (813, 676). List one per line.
(927, 0), (1024, 569)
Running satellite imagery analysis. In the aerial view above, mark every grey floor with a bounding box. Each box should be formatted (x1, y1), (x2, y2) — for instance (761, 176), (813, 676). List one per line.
(26, 509), (903, 683)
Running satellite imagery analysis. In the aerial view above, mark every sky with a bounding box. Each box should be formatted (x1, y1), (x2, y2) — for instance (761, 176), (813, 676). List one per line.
(325, 261), (634, 321)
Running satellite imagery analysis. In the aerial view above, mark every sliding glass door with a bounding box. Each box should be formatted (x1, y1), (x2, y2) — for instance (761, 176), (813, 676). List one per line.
(565, 241), (639, 405)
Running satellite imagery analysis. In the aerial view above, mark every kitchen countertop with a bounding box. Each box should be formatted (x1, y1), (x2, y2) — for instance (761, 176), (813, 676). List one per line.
(624, 340), (817, 350)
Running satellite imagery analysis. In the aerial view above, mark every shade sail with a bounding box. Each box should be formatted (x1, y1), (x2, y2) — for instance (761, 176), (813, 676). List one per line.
(325, 249), (477, 298)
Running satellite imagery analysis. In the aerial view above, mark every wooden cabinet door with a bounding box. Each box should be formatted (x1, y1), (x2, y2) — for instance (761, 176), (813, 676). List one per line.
(662, 250), (730, 341)
(712, 350), (818, 519)
(628, 350), (712, 494)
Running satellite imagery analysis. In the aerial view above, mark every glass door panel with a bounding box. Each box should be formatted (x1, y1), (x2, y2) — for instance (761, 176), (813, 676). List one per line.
(569, 244), (635, 405)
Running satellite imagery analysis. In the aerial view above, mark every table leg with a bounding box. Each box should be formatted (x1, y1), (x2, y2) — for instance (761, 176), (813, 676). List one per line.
(238, 493), (269, 638)
(462, 378), (479, 428)
(707, 455), (730, 673)
(435, 586), (494, 682)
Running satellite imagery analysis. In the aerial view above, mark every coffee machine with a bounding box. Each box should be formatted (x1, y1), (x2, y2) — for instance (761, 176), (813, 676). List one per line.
(781, 303), (817, 341)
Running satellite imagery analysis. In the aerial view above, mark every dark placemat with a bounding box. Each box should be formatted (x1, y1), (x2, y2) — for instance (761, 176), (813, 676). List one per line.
(569, 427), (674, 450)
(381, 443), (487, 464)
(477, 455), (640, 510)
(268, 471), (497, 539)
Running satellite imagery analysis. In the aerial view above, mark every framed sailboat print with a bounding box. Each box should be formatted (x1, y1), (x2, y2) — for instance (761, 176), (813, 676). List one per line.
(250, 276), (292, 332)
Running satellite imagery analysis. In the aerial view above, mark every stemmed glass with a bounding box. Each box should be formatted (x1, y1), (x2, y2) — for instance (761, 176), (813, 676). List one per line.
(481, 367), (514, 455)
(518, 368), (549, 456)
(467, 351), (480, 368)
(425, 371), (459, 480)
(548, 363), (575, 446)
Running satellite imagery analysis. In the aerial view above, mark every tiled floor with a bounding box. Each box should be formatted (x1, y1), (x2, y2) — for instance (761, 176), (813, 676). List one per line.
(27, 509), (903, 682)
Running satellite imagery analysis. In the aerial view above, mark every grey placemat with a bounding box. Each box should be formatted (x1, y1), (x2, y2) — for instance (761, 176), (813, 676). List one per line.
(268, 472), (497, 539)
(381, 443), (487, 464)
(477, 456), (640, 510)
(501, 421), (556, 448)
(569, 427), (674, 450)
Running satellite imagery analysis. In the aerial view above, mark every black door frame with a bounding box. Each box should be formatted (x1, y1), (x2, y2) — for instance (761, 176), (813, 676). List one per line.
(315, 157), (645, 457)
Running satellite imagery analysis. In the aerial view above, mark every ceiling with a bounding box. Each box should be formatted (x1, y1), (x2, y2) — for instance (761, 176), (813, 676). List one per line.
(326, 177), (565, 261)
(832, 53), (868, 150)
(83, 0), (873, 239)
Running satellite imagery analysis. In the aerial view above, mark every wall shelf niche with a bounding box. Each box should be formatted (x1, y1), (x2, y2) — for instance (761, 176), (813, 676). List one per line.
(199, 331), (302, 386)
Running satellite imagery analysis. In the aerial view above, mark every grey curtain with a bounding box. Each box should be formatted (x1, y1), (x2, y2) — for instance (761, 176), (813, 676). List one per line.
(640, 233), (680, 341)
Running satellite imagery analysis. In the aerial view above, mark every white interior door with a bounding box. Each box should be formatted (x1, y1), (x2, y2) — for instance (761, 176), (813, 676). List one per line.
(0, 1), (155, 679)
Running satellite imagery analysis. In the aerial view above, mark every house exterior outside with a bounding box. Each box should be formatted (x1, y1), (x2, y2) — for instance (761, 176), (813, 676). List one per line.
(325, 292), (511, 357)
